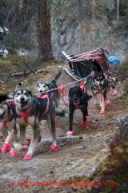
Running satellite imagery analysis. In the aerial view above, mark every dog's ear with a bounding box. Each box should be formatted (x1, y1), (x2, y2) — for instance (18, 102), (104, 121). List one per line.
(16, 82), (24, 89)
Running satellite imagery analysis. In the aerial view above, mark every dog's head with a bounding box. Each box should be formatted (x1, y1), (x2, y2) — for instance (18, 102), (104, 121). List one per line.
(13, 88), (32, 111)
(69, 86), (83, 106)
(37, 81), (49, 94)
(93, 71), (106, 90)
(108, 67), (118, 82)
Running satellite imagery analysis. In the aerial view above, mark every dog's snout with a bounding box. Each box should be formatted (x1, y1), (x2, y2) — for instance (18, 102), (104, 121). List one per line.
(40, 90), (43, 93)
(20, 96), (25, 102)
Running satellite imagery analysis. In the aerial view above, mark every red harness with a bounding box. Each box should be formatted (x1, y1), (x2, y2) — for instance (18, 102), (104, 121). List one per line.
(18, 106), (32, 123)
(3, 117), (9, 129)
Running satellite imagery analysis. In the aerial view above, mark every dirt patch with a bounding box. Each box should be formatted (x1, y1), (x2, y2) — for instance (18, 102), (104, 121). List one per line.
(0, 64), (128, 193)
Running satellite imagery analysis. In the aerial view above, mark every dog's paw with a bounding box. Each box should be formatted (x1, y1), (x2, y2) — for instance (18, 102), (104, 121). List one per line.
(50, 145), (59, 152)
(1, 143), (11, 153)
(106, 99), (112, 105)
(110, 93), (115, 97)
(99, 110), (105, 114)
(66, 131), (73, 137)
(82, 121), (88, 128)
(10, 150), (18, 157)
(23, 153), (33, 160)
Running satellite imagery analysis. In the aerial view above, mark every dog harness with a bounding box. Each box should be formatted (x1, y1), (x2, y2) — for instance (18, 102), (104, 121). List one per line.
(37, 94), (49, 117)
(18, 106), (32, 123)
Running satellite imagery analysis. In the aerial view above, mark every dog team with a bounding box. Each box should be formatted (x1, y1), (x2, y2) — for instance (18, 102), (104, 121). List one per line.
(0, 66), (118, 160)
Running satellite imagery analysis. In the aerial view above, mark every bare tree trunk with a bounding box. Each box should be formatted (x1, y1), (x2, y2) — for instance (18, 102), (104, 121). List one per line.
(78, 0), (84, 53)
(91, 0), (96, 21)
(117, 0), (119, 22)
(37, 0), (54, 60)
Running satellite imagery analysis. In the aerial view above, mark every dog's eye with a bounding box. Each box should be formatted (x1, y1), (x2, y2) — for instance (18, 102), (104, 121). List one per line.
(16, 93), (20, 96)
(24, 93), (28, 96)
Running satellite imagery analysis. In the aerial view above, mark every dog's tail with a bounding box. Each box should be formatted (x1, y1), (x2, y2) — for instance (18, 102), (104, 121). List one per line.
(53, 66), (62, 82)
(55, 108), (68, 118)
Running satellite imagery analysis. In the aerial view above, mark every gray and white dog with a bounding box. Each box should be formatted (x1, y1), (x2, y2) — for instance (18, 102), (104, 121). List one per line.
(13, 84), (59, 160)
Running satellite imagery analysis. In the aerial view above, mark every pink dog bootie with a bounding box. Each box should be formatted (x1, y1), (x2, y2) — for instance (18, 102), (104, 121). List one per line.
(86, 116), (90, 123)
(99, 110), (105, 114)
(10, 150), (18, 157)
(110, 93), (115, 97)
(23, 153), (33, 160)
(66, 131), (73, 137)
(106, 99), (112, 105)
(1, 143), (11, 153)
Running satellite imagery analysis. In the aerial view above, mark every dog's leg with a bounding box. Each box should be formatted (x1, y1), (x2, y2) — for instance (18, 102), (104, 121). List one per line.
(99, 94), (106, 114)
(19, 125), (30, 148)
(2, 125), (18, 156)
(23, 123), (41, 160)
(93, 93), (98, 105)
(47, 113), (58, 152)
(82, 107), (90, 128)
(67, 107), (75, 137)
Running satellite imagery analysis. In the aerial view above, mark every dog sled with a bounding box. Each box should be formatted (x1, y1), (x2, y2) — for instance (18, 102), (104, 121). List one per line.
(62, 48), (109, 82)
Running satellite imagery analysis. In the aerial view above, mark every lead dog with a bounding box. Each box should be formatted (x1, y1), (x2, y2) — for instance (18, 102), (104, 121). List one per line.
(67, 82), (92, 136)
(0, 94), (17, 155)
(12, 86), (59, 160)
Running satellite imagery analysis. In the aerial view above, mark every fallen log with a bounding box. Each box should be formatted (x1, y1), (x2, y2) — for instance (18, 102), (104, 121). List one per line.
(37, 136), (83, 146)
(0, 70), (32, 77)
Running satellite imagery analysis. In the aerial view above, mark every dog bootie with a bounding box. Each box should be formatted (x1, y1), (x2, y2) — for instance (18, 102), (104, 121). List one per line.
(99, 110), (105, 114)
(10, 150), (18, 157)
(56, 116), (60, 119)
(66, 131), (73, 137)
(23, 153), (33, 160)
(82, 121), (88, 128)
(1, 143), (11, 153)
(38, 135), (41, 143)
(86, 116), (90, 123)
(106, 99), (112, 105)
(110, 93), (115, 97)
(50, 145), (59, 152)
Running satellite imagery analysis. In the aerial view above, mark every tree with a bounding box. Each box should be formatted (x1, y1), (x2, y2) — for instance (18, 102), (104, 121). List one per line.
(37, 0), (53, 60)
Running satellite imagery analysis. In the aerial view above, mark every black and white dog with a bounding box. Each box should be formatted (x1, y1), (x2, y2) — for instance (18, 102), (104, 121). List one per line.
(37, 66), (68, 118)
(0, 94), (17, 156)
(91, 71), (109, 114)
(13, 85), (59, 160)
(67, 82), (92, 137)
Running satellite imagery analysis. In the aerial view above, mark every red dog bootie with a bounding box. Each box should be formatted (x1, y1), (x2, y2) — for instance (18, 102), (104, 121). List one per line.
(50, 145), (59, 152)
(66, 131), (73, 137)
(82, 121), (88, 128)
(1, 143), (11, 153)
